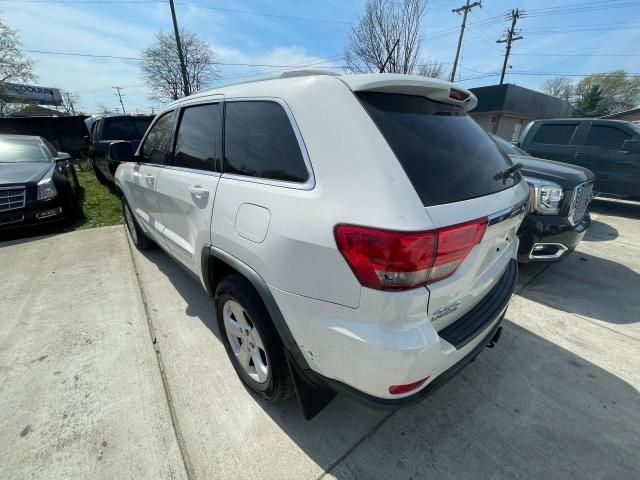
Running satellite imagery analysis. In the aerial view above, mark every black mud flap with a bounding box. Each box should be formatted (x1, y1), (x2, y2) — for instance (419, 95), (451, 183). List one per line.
(286, 351), (336, 420)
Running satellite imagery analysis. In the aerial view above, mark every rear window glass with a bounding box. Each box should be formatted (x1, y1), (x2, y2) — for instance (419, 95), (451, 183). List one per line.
(357, 92), (518, 207)
(103, 116), (154, 141)
(492, 134), (528, 157)
(585, 125), (631, 149)
(533, 124), (577, 145)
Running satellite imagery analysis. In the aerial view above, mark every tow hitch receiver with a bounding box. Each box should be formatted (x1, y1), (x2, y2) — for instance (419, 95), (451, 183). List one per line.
(486, 326), (503, 349)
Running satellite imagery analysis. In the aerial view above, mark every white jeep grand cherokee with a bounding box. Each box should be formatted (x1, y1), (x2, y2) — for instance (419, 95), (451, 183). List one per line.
(116, 72), (529, 419)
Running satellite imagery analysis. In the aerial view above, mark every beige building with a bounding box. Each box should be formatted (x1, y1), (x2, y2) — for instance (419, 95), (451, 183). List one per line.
(469, 84), (571, 141)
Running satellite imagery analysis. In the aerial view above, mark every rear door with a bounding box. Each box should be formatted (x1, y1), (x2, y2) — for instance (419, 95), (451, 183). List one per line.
(128, 110), (176, 246)
(578, 122), (639, 196)
(522, 121), (580, 165)
(357, 91), (529, 330)
(155, 100), (222, 273)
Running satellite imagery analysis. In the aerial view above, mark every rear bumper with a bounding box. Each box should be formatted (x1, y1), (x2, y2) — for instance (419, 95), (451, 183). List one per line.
(272, 259), (517, 404)
(317, 317), (505, 409)
(517, 213), (591, 263)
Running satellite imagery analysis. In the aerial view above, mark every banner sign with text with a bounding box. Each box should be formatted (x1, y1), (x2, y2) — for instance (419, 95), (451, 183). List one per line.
(0, 82), (63, 106)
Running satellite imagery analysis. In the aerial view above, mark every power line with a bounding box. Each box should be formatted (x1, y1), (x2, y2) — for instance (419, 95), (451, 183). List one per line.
(0, 0), (353, 25)
(20, 49), (350, 68)
(459, 71), (640, 81)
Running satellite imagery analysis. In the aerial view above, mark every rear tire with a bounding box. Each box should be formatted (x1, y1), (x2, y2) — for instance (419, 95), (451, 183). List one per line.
(216, 274), (294, 403)
(122, 197), (153, 250)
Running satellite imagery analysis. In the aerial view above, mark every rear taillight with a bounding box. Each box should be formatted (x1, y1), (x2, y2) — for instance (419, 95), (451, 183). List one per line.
(334, 218), (487, 291)
(449, 88), (470, 101)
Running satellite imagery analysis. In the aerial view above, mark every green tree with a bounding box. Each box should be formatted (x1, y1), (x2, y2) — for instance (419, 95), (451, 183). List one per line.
(572, 85), (608, 118)
(574, 70), (640, 115)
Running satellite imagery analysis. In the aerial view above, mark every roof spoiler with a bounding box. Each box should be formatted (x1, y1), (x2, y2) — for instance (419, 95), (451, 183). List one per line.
(338, 74), (478, 111)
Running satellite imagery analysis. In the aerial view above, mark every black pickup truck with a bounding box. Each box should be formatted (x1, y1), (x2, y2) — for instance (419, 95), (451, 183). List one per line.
(518, 119), (640, 199)
(491, 134), (595, 263)
(88, 114), (154, 185)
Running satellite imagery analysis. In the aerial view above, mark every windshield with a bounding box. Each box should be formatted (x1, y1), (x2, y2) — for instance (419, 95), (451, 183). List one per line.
(357, 92), (519, 207)
(0, 138), (52, 163)
(102, 116), (154, 140)
(491, 134), (529, 157)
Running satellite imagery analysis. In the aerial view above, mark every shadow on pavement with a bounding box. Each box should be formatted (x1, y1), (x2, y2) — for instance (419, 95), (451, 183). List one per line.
(584, 219), (618, 242)
(591, 198), (640, 220)
(327, 319), (640, 479)
(520, 250), (640, 325)
(137, 247), (640, 478)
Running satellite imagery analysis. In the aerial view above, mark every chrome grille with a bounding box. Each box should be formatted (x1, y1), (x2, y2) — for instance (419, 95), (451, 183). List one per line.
(569, 182), (593, 226)
(0, 187), (26, 212)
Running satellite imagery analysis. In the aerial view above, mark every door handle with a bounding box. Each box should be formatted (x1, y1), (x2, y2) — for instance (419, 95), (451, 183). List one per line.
(188, 185), (209, 199)
(574, 151), (586, 159)
(144, 174), (155, 184)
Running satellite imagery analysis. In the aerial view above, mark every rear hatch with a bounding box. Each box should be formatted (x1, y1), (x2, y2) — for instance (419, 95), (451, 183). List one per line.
(344, 75), (529, 331)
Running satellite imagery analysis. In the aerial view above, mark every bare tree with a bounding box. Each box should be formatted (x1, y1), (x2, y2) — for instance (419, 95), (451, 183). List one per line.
(59, 90), (80, 115)
(344, 0), (427, 74)
(0, 15), (37, 115)
(141, 30), (216, 102)
(541, 77), (574, 103)
(417, 59), (448, 80)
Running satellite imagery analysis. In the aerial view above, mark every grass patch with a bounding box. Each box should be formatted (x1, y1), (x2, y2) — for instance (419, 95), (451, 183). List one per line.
(73, 164), (122, 230)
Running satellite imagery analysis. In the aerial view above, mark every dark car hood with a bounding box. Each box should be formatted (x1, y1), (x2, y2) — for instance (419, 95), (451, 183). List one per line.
(0, 162), (52, 186)
(510, 155), (595, 189)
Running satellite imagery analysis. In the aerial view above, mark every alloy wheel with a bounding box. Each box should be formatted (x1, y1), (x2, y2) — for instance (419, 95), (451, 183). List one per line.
(223, 300), (269, 384)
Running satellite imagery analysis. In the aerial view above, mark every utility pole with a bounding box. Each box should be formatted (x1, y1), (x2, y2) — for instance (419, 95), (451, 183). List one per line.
(113, 86), (126, 114)
(380, 38), (400, 73)
(168, 0), (190, 97)
(497, 8), (524, 85)
(450, 0), (482, 82)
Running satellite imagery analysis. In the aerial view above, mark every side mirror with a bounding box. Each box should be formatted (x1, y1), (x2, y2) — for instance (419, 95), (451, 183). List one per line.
(149, 148), (166, 164)
(56, 152), (71, 161)
(108, 141), (134, 162)
(622, 139), (640, 153)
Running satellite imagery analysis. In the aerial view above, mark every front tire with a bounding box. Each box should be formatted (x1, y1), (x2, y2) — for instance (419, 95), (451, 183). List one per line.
(122, 198), (153, 250)
(216, 275), (293, 403)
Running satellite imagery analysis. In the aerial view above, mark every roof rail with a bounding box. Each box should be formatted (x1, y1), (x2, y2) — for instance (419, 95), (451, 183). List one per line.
(279, 69), (340, 79)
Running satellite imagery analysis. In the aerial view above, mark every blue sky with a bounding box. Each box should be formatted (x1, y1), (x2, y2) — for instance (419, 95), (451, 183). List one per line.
(2, 0), (639, 114)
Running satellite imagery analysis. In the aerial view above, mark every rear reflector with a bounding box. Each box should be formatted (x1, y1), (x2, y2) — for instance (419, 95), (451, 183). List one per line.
(449, 88), (470, 101)
(334, 218), (487, 291)
(389, 377), (429, 395)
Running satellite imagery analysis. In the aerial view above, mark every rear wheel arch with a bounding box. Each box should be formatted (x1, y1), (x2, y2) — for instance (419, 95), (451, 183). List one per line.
(202, 246), (310, 371)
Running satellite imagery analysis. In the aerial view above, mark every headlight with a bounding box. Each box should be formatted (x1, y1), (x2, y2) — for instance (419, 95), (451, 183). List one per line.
(37, 174), (58, 201)
(523, 176), (563, 215)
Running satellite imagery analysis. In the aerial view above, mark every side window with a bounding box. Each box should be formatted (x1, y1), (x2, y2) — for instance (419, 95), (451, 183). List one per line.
(91, 120), (100, 143)
(42, 138), (58, 157)
(585, 125), (631, 150)
(141, 111), (175, 164)
(173, 103), (220, 172)
(224, 101), (308, 183)
(533, 124), (578, 145)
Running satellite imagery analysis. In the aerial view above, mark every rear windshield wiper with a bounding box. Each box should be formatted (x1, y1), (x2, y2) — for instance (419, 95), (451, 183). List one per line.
(494, 162), (523, 182)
